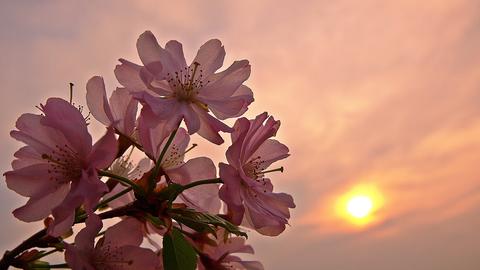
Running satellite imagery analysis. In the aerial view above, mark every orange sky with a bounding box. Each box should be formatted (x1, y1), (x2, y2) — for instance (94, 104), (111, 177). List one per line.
(1, 1), (480, 269)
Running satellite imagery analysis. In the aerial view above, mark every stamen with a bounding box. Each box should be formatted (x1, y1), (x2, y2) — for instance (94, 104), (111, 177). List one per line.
(41, 144), (82, 183)
(183, 143), (198, 154)
(69, 82), (74, 104)
(257, 167), (284, 175)
(189, 62), (200, 87)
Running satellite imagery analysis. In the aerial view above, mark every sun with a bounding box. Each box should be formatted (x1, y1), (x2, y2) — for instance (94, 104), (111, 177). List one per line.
(346, 195), (373, 218)
(335, 184), (384, 226)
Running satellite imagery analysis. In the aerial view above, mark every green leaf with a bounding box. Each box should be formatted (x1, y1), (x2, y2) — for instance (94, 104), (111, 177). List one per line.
(163, 228), (197, 270)
(145, 213), (166, 228)
(173, 214), (216, 235)
(169, 208), (247, 238)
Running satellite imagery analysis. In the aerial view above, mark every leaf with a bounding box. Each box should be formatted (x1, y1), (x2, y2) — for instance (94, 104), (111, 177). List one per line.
(173, 214), (216, 235)
(170, 208), (247, 238)
(163, 228), (197, 270)
(145, 213), (166, 228)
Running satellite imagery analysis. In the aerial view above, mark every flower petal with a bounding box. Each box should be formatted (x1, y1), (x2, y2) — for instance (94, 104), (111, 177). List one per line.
(243, 190), (295, 236)
(11, 114), (67, 156)
(5, 163), (59, 197)
(114, 246), (160, 270)
(137, 115), (170, 159)
(109, 88), (138, 136)
(167, 157), (220, 213)
(225, 118), (250, 167)
(241, 113), (280, 163)
(64, 215), (101, 270)
(192, 106), (232, 145)
(75, 214), (102, 250)
(86, 76), (114, 126)
(115, 59), (149, 91)
(41, 98), (92, 158)
(137, 31), (180, 75)
(11, 146), (42, 170)
(159, 127), (189, 168)
(88, 128), (118, 170)
(219, 163), (245, 224)
(199, 60), (251, 99)
(165, 40), (187, 70)
(104, 218), (144, 247)
(181, 104), (201, 135)
(250, 139), (289, 171)
(192, 39), (225, 76)
(202, 87), (253, 120)
(12, 184), (69, 222)
(136, 31), (163, 67)
(49, 170), (107, 236)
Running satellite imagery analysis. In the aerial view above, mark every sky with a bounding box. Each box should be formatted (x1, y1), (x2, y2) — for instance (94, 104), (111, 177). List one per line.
(1, 0), (480, 269)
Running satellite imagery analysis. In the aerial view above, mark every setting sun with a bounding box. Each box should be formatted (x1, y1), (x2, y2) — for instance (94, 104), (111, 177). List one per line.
(335, 184), (384, 227)
(346, 196), (373, 218)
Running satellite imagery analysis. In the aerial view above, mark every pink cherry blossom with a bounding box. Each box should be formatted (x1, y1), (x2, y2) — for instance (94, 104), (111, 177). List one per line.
(86, 76), (138, 138)
(138, 120), (221, 214)
(197, 229), (263, 270)
(103, 156), (166, 249)
(104, 156), (151, 209)
(116, 31), (254, 144)
(4, 98), (117, 236)
(65, 215), (160, 270)
(219, 113), (295, 236)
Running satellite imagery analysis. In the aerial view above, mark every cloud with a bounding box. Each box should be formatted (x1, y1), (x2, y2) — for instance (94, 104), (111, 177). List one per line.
(1, 0), (480, 269)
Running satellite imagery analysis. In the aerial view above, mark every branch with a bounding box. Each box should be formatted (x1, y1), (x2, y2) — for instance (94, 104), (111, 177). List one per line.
(0, 229), (47, 270)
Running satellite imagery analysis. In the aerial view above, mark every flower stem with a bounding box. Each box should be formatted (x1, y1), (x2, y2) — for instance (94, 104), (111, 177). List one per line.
(33, 263), (69, 268)
(75, 204), (135, 224)
(0, 229), (47, 270)
(166, 178), (223, 207)
(31, 248), (61, 261)
(0, 205), (135, 269)
(149, 127), (179, 192)
(95, 186), (133, 211)
(181, 178), (223, 191)
(98, 170), (144, 196)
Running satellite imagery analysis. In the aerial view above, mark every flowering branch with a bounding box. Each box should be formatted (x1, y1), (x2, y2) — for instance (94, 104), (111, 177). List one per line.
(2, 31), (295, 270)
(0, 229), (47, 270)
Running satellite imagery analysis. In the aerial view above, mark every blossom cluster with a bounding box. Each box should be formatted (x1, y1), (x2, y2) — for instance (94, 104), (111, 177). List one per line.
(2, 31), (295, 270)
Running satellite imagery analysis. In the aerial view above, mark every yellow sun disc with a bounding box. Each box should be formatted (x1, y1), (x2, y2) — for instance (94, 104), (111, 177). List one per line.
(346, 196), (373, 218)
(335, 184), (384, 227)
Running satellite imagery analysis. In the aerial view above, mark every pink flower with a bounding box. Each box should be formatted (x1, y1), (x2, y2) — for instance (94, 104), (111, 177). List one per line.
(4, 98), (117, 236)
(219, 113), (295, 236)
(138, 120), (221, 214)
(197, 229), (264, 270)
(103, 156), (166, 249)
(116, 31), (254, 144)
(104, 156), (151, 209)
(86, 76), (138, 138)
(65, 215), (159, 270)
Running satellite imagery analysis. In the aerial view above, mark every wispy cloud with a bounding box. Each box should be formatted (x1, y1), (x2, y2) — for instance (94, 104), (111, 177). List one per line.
(1, 0), (480, 269)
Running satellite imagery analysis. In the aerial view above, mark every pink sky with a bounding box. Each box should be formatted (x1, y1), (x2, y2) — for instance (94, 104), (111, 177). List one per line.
(1, 1), (480, 269)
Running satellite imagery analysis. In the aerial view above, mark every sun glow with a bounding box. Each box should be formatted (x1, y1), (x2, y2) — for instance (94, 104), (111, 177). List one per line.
(347, 196), (373, 218)
(336, 184), (384, 227)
